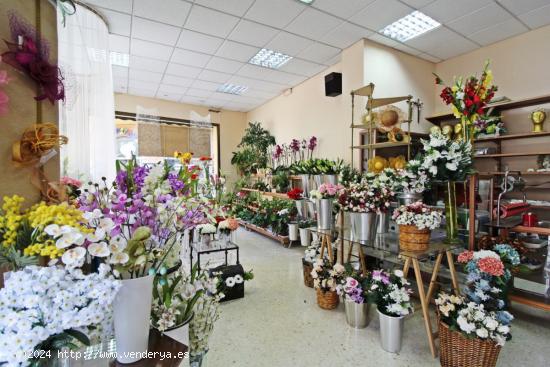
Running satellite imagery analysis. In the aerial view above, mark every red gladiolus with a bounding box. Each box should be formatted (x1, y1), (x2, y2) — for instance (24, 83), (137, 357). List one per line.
(287, 188), (303, 200)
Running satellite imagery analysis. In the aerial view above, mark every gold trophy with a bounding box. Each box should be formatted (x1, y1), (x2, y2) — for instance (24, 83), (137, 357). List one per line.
(453, 123), (464, 141)
(530, 108), (546, 133)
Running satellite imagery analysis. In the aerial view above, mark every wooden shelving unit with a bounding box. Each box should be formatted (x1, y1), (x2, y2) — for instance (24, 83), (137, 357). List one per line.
(475, 131), (550, 142)
(475, 152), (550, 159)
(237, 220), (290, 246)
(239, 187), (289, 200)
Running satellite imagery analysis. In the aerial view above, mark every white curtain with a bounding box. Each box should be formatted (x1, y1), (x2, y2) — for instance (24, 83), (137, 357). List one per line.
(57, 4), (116, 182)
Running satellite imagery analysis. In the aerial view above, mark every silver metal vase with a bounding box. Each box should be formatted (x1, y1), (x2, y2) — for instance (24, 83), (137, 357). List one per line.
(324, 174), (338, 185)
(349, 212), (377, 244)
(300, 174), (310, 197)
(377, 308), (404, 353)
(377, 211), (391, 234)
(344, 299), (371, 329)
(316, 198), (333, 230)
(397, 192), (423, 206)
(295, 199), (308, 219)
(288, 223), (299, 241)
(299, 228), (311, 247)
(313, 174), (323, 190)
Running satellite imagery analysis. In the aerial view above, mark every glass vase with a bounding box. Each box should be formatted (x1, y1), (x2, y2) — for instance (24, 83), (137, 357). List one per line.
(190, 350), (208, 367)
(443, 181), (460, 244)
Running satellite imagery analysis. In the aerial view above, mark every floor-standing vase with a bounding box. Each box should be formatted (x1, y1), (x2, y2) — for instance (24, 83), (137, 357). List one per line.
(295, 199), (308, 219)
(300, 174), (310, 197)
(443, 181), (460, 244)
(114, 275), (154, 363)
(350, 212), (377, 244)
(288, 223), (299, 241)
(316, 198), (333, 230)
(299, 228), (310, 247)
(377, 211), (390, 234)
(377, 308), (404, 353)
(344, 299), (371, 328)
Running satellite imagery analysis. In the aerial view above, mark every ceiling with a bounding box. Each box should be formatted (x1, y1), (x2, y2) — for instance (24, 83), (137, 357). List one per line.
(83, 0), (550, 112)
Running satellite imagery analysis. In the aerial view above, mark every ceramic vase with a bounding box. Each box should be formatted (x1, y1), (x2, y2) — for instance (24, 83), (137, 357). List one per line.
(344, 299), (371, 329)
(350, 212), (377, 244)
(316, 198), (333, 230)
(113, 275), (154, 363)
(377, 308), (404, 353)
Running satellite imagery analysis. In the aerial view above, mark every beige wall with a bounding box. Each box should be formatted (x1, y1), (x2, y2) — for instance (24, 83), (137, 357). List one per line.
(0, 0), (59, 203)
(247, 39), (436, 167)
(114, 93), (247, 184)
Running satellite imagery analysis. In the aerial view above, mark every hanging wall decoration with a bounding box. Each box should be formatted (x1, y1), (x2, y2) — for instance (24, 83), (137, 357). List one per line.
(12, 123), (68, 165)
(1, 11), (65, 104)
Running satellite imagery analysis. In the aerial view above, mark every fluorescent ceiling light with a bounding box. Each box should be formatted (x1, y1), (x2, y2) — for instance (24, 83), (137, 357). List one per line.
(380, 11), (440, 42)
(217, 83), (248, 95)
(297, 0), (314, 4)
(110, 51), (129, 67)
(249, 48), (292, 69)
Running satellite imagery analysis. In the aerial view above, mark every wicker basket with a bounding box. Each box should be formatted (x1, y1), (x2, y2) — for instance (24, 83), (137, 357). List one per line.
(439, 320), (501, 367)
(399, 224), (430, 252)
(316, 289), (339, 310)
(302, 260), (314, 288)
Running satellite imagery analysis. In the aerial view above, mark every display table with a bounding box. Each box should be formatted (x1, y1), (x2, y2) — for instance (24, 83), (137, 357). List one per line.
(309, 226), (461, 358)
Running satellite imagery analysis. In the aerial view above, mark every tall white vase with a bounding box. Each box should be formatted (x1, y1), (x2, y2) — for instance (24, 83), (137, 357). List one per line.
(113, 275), (154, 363)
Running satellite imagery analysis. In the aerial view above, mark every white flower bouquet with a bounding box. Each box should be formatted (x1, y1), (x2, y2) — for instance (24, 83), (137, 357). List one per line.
(197, 223), (217, 235)
(310, 258), (345, 293)
(397, 160), (430, 194)
(419, 131), (474, 181)
(338, 181), (394, 213)
(0, 265), (120, 365)
(371, 269), (414, 317)
(392, 201), (442, 230)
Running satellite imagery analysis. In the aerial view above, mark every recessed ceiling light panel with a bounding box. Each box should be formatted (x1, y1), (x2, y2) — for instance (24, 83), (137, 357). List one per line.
(249, 48), (292, 69)
(110, 51), (130, 67)
(380, 11), (440, 43)
(217, 83), (248, 95)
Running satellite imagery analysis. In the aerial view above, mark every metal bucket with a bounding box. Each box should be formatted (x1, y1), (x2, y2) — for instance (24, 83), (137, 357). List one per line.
(299, 228), (311, 247)
(377, 211), (391, 234)
(377, 308), (404, 353)
(313, 175), (323, 190)
(316, 198), (333, 230)
(295, 199), (308, 219)
(300, 174), (310, 197)
(324, 174), (338, 185)
(344, 299), (371, 329)
(350, 212), (377, 244)
(397, 192), (423, 206)
(288, 223), (299, 241)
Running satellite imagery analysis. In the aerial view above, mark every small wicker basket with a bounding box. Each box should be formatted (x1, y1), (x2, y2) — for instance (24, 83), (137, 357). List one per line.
(302, 260), (314, 288)
(399, 224), (430, 252)
(316, 289), (339, 310)
(439, 320), (501, 367)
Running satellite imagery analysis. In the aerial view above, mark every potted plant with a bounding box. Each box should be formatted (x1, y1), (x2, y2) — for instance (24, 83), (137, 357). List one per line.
(298, 219), (315, 247)
(310, 258), (345, 310)
(396, 159), (430, 205)
(302, 242), (320, 288)
(311, 183), (344, 230)
(392, 201), (442, 252)
(337, 267), (374, 329)
(287, 187), (307, 219)
(371, 269), (414, 353)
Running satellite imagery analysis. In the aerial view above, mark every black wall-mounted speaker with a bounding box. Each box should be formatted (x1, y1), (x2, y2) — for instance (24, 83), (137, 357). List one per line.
(324, 72), (342, 97)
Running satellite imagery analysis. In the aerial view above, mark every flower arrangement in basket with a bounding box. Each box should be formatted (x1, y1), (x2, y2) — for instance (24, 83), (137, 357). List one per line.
(436, 244), (519, 367)
(310, 258), (345, 310)
(393, 201), (442, 252)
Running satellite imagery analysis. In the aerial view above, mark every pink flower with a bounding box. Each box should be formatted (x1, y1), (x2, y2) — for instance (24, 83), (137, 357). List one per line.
(478, 257), (504, 277)
(346, 277), (358, 288)
(60, 176), (82, 188)
(458, 251), (474, 263)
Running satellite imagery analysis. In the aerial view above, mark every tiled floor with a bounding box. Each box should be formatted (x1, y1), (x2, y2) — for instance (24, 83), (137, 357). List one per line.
(206, 228), (550, 367)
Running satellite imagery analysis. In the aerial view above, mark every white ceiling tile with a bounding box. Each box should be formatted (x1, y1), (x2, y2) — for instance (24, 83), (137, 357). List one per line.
(324, 53), (341, 65)
(286, 8), (343, 40)
(368, 33), (402, 48)
(207, 99), (228, 108)
(191, 79), (221, 91)
(429, 34), (478, 59)
(114, 83), (128, 93)
(265, 32), (315, 57)
(228, 20), (279, 48)
(84, 0), (132, 13)
(177, 30), (224, 54)
(312, 0), (375, 19)
(237, 65), (298, 85)
(349, 0), (412, 31)
(184, 6), (240, 38)
(130, 39), (174, 61)
(131, 17), (181, 46)
(421, 0), (492, 24)
(209, 92), (235, 102)
(186, 88), (213, 98)
(180, 95), (209, 106)
(162, 74), (195, 87)
(417, 53), (441, 63)
(447, 3), (512, 36)
(156, 92), (185, 102)
(279, 58), (326, 77)
(129, 79), (159, 90)
(229, 76), (286, 93)
(98, 9), (131, 36)
(198, 69), (232, 83)
(165, 63), (202, 78)
(469, 18), (528, 46)
(406, 26), (457, 51)
(112, 65), (128, 78)
(133, 0), (192, 26)
(245, 89), (279, 99)
(297, 42), (341, 63)
(392, 42), (423, 56)
(109, 34), (130, 53)
(194, 0), (256, 17)
(401, 0), (436, 8)
(128, 88), (157, 98)
(322, 22), (373, 49)
(171, 48), (212, 67)
(205, 56), (245, 73)
(215, 40), (259, 62)
(519, 4), (550, 29)
(496, 0), (550, 16)
(129, 55), (168, 73)
(129, 69), (163, 83)
(158, 83), (189, 94)
(244, 0), (306, 28)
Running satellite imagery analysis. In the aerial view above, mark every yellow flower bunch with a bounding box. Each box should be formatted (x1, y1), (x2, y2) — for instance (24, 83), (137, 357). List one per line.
(27, 201), (87, 232)
(23, 240), (64, 259)
(0, 195), (25, 247)
(174, 151), (193, 164)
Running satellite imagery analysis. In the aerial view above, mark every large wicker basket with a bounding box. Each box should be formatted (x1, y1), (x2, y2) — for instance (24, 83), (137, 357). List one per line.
(302, 259), (314, 288)
(439, 320), (501, 367)
(316, 289), (339, 310)
(399, 224), (430, 252)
